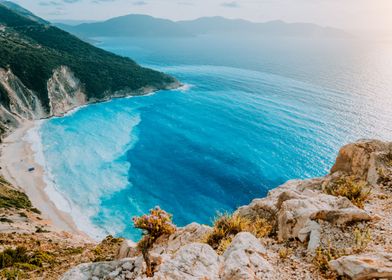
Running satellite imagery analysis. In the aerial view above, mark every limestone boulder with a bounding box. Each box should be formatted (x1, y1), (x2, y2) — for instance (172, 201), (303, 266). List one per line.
(154, 243), (221, 280)
(221, 232), (274, 280)
(331, 139), (392, 185)
(60, 258), (145, 280)
(329, 253), (392, 280)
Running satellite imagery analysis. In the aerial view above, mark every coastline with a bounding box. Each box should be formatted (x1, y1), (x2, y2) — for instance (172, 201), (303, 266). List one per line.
(0, 120), (89, 238)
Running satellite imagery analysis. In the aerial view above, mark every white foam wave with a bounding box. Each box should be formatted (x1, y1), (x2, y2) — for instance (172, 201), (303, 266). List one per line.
(24, 121), (108, 240)
(178, 83), (193, 92)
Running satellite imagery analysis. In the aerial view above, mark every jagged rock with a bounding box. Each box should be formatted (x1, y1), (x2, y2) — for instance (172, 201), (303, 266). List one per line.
(236, 178), (371, 242)
(154, 243), (220, 280)
(329, 253), (392, 280)
(278, 189), (371, 241)
(331, 140), (392, 185)
(298, 220), (321, 252)
(152, 222), (212, 255)
(60, 258), (144, 280)
(221, 232), (274, 280)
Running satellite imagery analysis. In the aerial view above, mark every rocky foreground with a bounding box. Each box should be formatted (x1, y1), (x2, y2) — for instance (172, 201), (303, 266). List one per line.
(0, 139), (391, 279)
(59, 140), (392, 280)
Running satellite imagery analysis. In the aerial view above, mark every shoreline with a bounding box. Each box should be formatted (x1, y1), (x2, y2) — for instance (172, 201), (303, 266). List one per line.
(0, 120), (90, 239)
(0, 86), (184, 242)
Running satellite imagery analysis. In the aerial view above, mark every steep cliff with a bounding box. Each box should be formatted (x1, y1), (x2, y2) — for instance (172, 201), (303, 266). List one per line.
(0, 3), (179, 138)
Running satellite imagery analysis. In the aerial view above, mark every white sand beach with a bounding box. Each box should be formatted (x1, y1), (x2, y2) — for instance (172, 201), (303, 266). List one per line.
(0, 121), (85, 236)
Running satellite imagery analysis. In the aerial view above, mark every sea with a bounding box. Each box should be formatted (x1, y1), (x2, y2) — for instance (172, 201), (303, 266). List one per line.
(32, 35), (392, 240)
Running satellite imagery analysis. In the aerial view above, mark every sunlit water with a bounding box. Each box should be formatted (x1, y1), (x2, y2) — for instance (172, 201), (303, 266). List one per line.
(38, 36), (392, 239)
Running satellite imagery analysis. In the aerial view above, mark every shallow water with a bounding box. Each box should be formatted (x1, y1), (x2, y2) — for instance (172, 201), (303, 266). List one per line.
(39, 36), (392, 239)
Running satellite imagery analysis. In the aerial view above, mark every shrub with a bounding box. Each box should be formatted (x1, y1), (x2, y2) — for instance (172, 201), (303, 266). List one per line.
(313, 242), (344, 277)
(353, 226), (371, 253)
(324, 176), (370, 208)
(0, 247), (29, 269)
(0, 246), (53, 272)
(204, 212), (272, 255)
(0, 177), (32, 210)
(133, 207), (176, 277)
(278, 247), (293, 260)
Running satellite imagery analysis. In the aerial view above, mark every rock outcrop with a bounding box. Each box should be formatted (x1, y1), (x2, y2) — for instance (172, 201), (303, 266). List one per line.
(235, 177), (372, 244)
(47, 66), (87, 116)
(0, 68), (45, 133)
(221, 232), (274, 280)
(331, 140), (392, 185)
(0, 66), (86, 137)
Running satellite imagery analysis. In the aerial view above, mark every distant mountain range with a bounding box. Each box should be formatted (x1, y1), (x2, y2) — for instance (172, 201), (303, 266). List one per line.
(56, 14), (351, 38)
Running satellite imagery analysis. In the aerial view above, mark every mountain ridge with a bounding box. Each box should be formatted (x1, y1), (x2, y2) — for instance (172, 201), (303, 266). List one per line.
(57, 14), (351, 38)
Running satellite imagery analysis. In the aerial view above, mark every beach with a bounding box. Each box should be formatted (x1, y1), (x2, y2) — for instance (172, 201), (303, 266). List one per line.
(0, 121), (85, 236)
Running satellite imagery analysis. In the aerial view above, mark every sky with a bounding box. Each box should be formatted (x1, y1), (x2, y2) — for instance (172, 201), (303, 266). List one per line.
(12, 0), (392, 32)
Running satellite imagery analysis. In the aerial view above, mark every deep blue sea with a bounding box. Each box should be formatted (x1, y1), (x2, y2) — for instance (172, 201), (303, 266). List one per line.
(38, 35), (392, 239)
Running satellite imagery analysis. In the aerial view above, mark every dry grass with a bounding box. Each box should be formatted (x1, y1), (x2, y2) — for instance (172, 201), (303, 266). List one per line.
(278, 247), (293, 260)
(203, 213), (272, 255)
(313, 241), (345, 279)
(353, 226), (371, 253)
(0, 234), (122, 279)
(324, 176), (371, 208)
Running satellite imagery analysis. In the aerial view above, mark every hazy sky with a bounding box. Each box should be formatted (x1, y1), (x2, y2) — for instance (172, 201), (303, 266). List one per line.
(12, 0), (392, 31)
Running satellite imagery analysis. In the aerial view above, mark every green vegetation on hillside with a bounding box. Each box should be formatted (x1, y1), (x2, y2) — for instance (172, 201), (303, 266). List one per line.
(0, 4), (177, 111)
(0, 177), (31, 210)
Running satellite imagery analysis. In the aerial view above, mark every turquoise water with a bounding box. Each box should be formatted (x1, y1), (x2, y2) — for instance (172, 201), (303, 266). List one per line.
(39, 36), (392, 239)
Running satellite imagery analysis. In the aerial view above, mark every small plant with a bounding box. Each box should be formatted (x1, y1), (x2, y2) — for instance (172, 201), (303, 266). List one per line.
(0, 246), (53, 273)
(377, 167), (392, 187)
(314, 243), (341, 277)
(382, 153), (392, 167)
(133, 207), (176, 277)
(204, 212), (272, 255)
(278, 247), (293, 260)
(324, 176), (371, 208)
(353, 226), (371, 253)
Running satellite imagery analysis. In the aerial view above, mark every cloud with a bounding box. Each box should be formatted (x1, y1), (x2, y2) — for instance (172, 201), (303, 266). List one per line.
(221, 1), (239, 8)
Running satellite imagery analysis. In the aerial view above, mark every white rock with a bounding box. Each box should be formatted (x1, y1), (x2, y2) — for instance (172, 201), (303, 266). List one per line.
(154, 243), (220, 280)
(329, 253), (392, 280)
(221, 232), (274, 280)
(298, 220), (321, 252)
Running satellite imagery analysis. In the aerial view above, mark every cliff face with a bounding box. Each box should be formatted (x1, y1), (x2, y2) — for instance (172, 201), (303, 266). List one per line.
(61, 140), (392, 280)
(47, 66), (87, 117)
(0, 68), (45, 133)
(0, 66), (88, 135)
